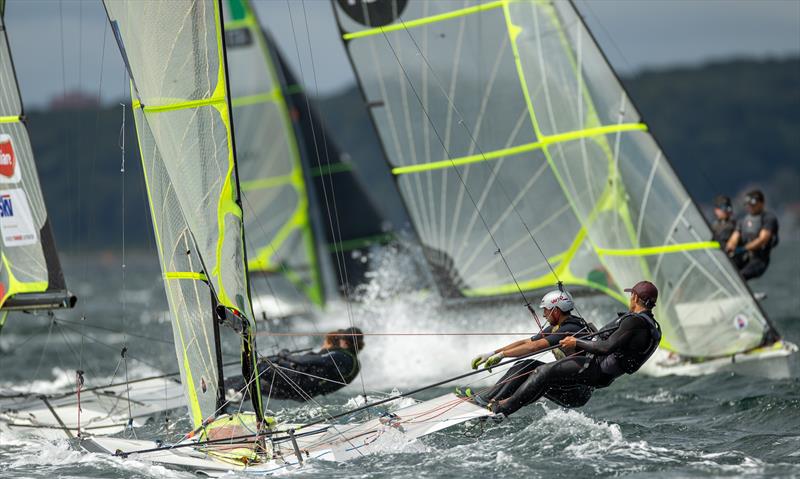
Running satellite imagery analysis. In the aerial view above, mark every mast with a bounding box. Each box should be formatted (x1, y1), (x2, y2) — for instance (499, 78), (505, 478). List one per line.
(104, 0), (263, 426)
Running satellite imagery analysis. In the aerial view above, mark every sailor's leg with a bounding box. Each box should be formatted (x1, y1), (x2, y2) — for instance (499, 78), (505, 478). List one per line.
(480, 360), (544, 403)
(494, 357), (589, 416)
(740, 256), (769, 280)
(543, 385), (593, 408)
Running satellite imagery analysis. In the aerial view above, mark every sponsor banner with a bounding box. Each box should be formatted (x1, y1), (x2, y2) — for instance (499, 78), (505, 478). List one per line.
(0, 188), (37, 247)
(0, 134), (21, 184)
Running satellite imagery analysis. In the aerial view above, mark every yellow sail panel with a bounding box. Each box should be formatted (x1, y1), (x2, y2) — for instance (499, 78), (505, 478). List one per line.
(333, 0), (770, 358)
(221, 0), (324, 306)
(105, 0), (261, 426)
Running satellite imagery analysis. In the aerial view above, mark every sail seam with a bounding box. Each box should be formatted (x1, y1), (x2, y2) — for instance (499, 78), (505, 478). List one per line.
(391, 122), (646, 174)
(342, 0), (505, 40)
(596, 241), (720, 257)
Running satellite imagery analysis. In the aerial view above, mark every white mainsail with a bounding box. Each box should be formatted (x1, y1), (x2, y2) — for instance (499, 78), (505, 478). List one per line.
(104, 0), (262, 426)
(331, 0), (782, 360)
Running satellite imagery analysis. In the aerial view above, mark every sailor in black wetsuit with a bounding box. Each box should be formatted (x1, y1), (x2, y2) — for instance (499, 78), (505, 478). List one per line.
(225, 327), (363, 402)
(460, 289), (596, 408)
(725, 190), (779, 280)
(711, 195), (736, 246)
(491, 281), (661, 417)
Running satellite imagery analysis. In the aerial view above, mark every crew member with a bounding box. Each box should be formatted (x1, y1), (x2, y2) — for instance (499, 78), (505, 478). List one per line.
(711, 195), (736, 245)
(489, 281), (661, 417)
(225, 327), (364, 402)
(460, 289), (595, 408)
(725, 190), (779, 280)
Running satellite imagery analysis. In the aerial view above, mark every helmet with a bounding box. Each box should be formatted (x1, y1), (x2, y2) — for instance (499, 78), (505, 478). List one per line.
(539, 289), (574, 312)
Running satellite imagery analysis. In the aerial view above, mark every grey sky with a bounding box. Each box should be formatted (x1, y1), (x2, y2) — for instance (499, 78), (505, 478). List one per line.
(4, 0), (799, 109)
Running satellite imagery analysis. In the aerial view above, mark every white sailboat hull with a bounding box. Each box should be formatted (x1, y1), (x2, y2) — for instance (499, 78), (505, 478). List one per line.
(641, 341), (797, 379)
(83, 393), (494, 476)
(0, 377), (185, 440)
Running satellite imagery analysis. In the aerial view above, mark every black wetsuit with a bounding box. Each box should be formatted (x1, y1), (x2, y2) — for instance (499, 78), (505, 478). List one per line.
(225, 348), (360, 402)
(477, 315), (595, 408)
(733, 211), (779, 280)
(711, 217), (736, 246)
(494, 311), (660, 416)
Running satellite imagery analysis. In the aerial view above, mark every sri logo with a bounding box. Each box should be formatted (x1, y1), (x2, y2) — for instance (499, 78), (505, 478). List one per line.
(0, 194), (12, 218)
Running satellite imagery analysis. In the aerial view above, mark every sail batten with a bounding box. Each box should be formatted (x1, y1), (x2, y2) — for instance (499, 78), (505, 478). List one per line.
(334, 0), (773, 359)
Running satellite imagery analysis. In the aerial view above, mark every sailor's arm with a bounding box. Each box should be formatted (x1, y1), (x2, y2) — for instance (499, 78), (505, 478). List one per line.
(725, 230), (741, 253)
(744, 228), (772, 252)
(561, 319), (634, 354)
(500, 338), (551, 357)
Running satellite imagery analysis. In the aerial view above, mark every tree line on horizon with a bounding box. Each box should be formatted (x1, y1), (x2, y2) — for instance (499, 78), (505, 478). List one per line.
(23, 57), (799, 252)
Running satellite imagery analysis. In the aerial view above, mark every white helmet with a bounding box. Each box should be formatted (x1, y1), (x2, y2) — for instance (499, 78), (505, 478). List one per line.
(539, 289), (574, 312)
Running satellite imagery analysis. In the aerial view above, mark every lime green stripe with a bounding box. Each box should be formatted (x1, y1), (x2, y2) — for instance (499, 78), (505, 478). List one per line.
(142, 96), (225, 113)
(0, 115), (20, 123)
(342, 0), (505, 40)
(328, 233), (394, 254)
(235, 0), (324, 307)
(165, 271), (209, 281)
(310, 162), (353, 177)
(597, 241), (719, 257)
(240, 173), (297, 191)
(392, 123), (646, 175)
(231, 90), (280, 108)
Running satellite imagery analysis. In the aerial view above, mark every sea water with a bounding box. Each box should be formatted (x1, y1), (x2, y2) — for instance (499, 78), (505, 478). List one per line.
(0, 242), (798, 478)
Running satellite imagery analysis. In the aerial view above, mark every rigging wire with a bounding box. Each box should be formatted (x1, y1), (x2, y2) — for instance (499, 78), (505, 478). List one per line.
(377, 30), (541, 327)
(298, 0), (368, 403)
(285, 0), (367, 403)
(391, 19), (591, 322)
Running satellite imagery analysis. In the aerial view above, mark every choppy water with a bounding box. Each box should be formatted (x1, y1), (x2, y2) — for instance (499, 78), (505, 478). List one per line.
(1, 242), (798, 478)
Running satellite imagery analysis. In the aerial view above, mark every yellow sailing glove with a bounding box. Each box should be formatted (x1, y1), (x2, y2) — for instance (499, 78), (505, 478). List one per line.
(484, 352), (505, 372)
(471, 351), (495, 370)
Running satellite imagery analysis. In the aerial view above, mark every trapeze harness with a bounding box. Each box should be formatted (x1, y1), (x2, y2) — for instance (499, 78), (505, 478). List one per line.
(493, 311), (661, 416)
(226, 348), (360, 402)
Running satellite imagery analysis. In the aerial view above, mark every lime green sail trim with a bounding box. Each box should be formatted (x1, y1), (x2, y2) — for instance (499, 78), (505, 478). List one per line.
(328, 233), (395, 254)
(131, 96), (205, 426)
(225, 0), (324, 307)
(0, 253), (49, 307)
(391, 123), (647, 175)
(213, 0), (264, 417)
(342, 0), (506, 40)
(0, 115), (20, 123)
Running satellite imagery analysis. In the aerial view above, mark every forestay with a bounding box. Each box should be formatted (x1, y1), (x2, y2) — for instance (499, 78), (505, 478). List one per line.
(332, 0), (773, 358)
(222, 0), (325, 307)
(104, 0), (262, 426)
(0, 0), (73, 317)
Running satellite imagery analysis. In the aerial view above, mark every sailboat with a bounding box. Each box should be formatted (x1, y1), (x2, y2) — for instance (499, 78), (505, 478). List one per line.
(0, 0), (108, 439)
(84, 0), (495, 473)
(329, 0), (796, 377)
(224, 0), (395, 319)
(0, 0), (75, 325)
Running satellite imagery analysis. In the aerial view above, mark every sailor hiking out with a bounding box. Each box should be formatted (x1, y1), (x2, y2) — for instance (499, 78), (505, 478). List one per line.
(725, 190), (779, 280)
(463, 281), (661, 417)
(225, 327), (364, 402)
(458, 289), (597, 409)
